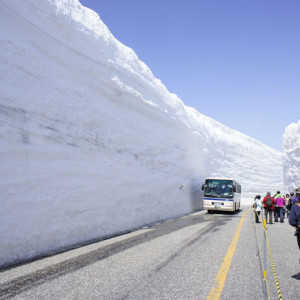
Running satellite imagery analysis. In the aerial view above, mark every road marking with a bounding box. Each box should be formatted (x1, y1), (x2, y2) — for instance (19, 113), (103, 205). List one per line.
(206, 210), (248, 300)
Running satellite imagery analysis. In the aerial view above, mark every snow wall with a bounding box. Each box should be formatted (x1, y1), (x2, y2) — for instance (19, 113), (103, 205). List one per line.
(0, 0), (283, 268)
(283, 119), (300, 192)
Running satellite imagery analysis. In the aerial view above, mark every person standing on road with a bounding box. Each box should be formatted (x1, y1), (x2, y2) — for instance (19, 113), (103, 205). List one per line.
(273, 192), (278, 220)
(254, 195), (263, 223)
(289, 189), (300, 264)
(292, 192), (299, 204)
(263, 192), (274, 224)
(274, 191), (285, 223)
(286, 193), (293, 218)
(282, 194), (286, 220)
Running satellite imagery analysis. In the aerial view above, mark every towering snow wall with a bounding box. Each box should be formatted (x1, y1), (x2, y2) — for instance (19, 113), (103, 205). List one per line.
(0, 0), (283, 268)
(283, 119), (300, 192)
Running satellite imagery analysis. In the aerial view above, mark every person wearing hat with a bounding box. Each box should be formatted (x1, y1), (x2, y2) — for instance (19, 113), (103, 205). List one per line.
(292, 190), (300, 204)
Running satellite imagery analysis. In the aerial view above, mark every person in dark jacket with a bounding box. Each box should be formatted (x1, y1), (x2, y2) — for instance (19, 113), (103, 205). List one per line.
(292, 192), (299, 204)
(286, 193), (293, 217)
(289, 191), (300, 263)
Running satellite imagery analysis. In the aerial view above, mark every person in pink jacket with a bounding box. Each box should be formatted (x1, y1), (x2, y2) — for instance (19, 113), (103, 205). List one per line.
(274, 191), (286, 223)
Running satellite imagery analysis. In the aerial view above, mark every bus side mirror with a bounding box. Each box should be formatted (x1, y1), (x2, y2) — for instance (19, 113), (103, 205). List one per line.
(233, 185), (236, 192)
(202, 184), (205, 190)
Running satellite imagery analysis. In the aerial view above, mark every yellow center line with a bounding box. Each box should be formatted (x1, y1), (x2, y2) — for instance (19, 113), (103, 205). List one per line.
(206, 210), (249, 300)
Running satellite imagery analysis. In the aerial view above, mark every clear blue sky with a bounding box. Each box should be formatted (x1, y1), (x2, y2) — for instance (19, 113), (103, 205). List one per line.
(80, 0), (300, 151)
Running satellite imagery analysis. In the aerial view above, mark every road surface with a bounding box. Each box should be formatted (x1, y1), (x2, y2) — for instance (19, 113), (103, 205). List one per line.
(0, 206), (299, 299)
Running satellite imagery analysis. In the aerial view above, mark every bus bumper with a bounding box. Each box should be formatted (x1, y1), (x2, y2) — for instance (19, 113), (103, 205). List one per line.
(204, 202), (236, 212)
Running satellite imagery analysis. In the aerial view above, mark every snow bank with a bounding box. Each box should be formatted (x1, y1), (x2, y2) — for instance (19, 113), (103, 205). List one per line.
(283, 119), (300, 192)
(0, 0), (283, 268)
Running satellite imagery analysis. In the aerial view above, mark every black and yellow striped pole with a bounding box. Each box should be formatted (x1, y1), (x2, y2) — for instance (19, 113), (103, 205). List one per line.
(265, 226), (283, 300)
(263, 219), (267, 299)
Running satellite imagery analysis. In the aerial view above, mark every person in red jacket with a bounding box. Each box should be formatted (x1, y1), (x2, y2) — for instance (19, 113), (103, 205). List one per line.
(263, 192), (274, 224)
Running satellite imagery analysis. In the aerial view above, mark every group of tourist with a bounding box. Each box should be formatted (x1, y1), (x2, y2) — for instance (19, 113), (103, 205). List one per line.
(253, 191), (299, 224)
(253, 189), (300, 263)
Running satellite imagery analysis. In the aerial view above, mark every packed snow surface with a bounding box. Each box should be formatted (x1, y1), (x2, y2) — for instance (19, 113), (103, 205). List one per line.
(0, 0), (284, 268)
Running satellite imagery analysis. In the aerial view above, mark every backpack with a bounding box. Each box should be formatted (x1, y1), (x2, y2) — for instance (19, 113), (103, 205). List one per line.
(266, 196), (272, 208)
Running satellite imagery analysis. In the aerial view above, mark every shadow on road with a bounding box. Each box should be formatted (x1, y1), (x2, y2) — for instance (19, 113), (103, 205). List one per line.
(291, 273), (300, 280)
(206, 209), (244, 216)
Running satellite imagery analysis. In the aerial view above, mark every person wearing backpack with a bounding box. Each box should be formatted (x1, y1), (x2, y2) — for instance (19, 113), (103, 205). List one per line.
(263, 192), (274, 224)
(289, 188), (300, 264)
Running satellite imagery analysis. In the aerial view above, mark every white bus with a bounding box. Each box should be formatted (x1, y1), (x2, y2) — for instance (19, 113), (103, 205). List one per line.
(201, 178), (241, 212)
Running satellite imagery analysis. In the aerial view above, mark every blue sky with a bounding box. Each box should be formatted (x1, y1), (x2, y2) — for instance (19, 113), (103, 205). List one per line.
(80, 0), (300, 151)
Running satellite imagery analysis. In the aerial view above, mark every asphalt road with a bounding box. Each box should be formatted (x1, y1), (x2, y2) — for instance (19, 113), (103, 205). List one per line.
(0, 206), (299, 299)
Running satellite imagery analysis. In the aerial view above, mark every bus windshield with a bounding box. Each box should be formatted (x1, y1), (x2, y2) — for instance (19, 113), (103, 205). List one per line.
(203, 179), (234, 198)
